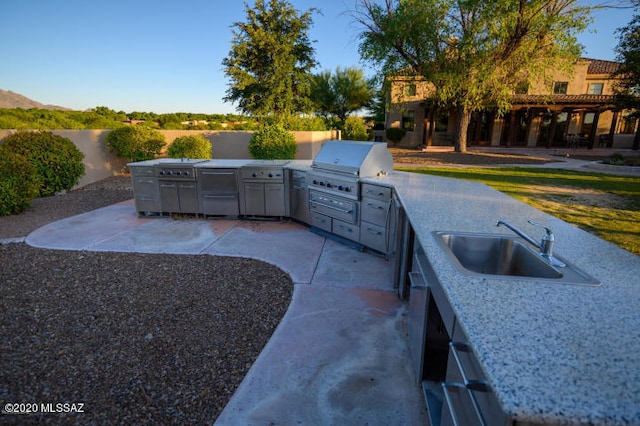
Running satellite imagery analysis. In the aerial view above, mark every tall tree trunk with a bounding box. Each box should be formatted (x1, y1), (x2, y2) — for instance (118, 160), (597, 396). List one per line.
(454, 107), (471, 153)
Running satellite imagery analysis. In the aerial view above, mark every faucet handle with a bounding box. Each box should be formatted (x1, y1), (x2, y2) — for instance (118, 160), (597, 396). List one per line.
(527, 220), (553, 238)
(527, 221), (557, 260)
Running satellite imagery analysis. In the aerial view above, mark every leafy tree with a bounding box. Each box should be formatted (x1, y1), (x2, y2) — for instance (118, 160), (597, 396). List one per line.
(312, 66), (375, 124)
(248, 123), (297, 159)
(343, 116), (370, 140)
(222, 0), (318, 118)
(355, 0), (591, 152)
(106, 125), (166, 162)
(0, 150), (40, 215)
(0, 131), (85, 196)
(613, 0), (640, 150)
(168, 135), (213, 159)
(366, 87), (387, 128)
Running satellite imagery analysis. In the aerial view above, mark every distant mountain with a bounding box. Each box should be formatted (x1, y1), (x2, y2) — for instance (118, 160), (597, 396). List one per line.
(0, 89), (70, 110)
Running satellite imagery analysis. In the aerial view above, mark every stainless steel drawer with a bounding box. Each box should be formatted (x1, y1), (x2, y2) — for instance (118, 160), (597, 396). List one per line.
(310, 212), (332, 232)
(333, 219), (360, 242)
(361, 183), (392, 201)
(360, 222), (386, 252)
(361, 198), (389, 226)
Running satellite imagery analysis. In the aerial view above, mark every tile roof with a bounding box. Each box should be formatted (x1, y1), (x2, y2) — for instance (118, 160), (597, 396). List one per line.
(585, 58), (620, 74)
(511, 94), (616, 105)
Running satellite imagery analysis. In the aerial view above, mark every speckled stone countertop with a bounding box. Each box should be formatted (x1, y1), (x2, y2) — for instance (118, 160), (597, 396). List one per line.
(364, 171), (640, 425)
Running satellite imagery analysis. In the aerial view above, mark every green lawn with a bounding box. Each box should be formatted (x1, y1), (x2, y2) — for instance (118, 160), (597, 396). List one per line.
(396, 167), (640, 255)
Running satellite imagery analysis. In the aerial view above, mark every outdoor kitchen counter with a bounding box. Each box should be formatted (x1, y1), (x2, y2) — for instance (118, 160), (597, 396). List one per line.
(363, 171), (640, 425)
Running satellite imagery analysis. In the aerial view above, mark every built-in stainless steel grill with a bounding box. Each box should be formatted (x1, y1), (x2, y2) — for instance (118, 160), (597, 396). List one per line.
(308, 141), (393, 226)
(310, 140), (394, 178)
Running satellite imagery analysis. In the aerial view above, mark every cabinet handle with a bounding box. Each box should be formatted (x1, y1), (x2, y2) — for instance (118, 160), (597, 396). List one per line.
(365, 227), (382, 236)
(202, 171), (235, 175)
(204, 194), (236, 199)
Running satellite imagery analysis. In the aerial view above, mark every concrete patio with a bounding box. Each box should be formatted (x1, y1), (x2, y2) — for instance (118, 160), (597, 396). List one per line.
(23, 199), (427, 425)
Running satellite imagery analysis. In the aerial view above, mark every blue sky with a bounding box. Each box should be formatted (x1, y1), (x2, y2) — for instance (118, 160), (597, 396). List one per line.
(0, 0), (633, 114)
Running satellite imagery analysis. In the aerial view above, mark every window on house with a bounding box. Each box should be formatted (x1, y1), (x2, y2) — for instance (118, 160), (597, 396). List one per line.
(402, 110), (415, 131)
(553, 82), (568, 94)
(581, 112), (595, 135)
(435, 111), (448, 132)
(405, 84), (417, 97)
(587, 83), (604, 95)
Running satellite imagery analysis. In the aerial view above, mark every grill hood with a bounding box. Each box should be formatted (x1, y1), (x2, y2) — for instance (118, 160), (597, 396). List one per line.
(311, 141), (393, 177)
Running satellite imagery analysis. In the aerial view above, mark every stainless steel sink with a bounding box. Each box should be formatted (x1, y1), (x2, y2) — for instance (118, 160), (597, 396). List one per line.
(433, 232), (600, 286)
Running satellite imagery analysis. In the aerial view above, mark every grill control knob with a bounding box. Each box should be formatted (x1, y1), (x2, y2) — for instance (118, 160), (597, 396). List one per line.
(326, 183), (332, 188)
(345, 187), (351, 192)
(319, 181), (325, 186)
(183, 171), (189, 176)
(159, 170), (165, 175)
(268, 173), (273, 178)
(252, 173), (258, 178)
(167, 170), (173, 176)
(338, 185), (344, 190)
(312, 180), (318, 185)
(176, 171), (182, 176)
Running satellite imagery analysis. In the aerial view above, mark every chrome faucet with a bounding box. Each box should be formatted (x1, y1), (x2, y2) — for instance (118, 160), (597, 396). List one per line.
(496, 220), (566, 267)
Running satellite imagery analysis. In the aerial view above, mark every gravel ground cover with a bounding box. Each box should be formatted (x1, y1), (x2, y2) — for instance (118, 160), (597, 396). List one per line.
(0, 176), (294, 425)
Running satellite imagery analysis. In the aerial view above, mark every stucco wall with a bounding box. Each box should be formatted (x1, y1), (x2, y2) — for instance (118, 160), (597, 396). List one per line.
(0, 129), (337, 188)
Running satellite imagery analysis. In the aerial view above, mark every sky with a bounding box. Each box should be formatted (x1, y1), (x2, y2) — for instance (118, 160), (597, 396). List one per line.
(0, 0), (634, 115)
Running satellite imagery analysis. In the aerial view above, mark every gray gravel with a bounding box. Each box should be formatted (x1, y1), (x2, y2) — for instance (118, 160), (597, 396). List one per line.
(0, 176), (294, 425)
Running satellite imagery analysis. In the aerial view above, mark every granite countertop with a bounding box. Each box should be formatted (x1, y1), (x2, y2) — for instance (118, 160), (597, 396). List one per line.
(368, 171), (640, 425)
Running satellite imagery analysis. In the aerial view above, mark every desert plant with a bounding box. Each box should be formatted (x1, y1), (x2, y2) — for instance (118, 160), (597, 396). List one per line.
(167, 135), (212, 159)
(0, 130), (84, 196)
(385, 127), (406, 145)
(248, 124), (297, 160)
(0, 150), (40, 215)
(106, 125), (166, 162)
(343, 116), (370, 141)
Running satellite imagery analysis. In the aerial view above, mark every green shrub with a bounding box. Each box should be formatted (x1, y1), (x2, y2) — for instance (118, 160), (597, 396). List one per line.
(343, 116), (370, 141)
(0, 150), (40, 215)
(106, 125), (166, 162)
(249, 124), (297, 159)
(0, 130), (85, 196)
(385, 127), (406, 145)
(167, 134), (212, 159)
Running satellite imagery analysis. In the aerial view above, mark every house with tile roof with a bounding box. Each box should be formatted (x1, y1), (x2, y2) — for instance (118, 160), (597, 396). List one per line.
(382, 58), (638, 149)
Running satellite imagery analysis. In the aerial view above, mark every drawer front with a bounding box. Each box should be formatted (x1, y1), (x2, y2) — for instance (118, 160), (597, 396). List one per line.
(361, 198), (389, 226)
(200, 193), (239, 216)
(310, 212), (332, 232)
(131, 167), (154, 178)
(333, 219), (360, 242)
(133, 177), (158, 194)
(361, 183), (392, 201)
(360, 222), (386, 252)
(134, 195), (160, 213)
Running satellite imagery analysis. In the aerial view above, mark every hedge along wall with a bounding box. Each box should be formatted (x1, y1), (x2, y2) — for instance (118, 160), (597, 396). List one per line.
(0, 129), (339, 188)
